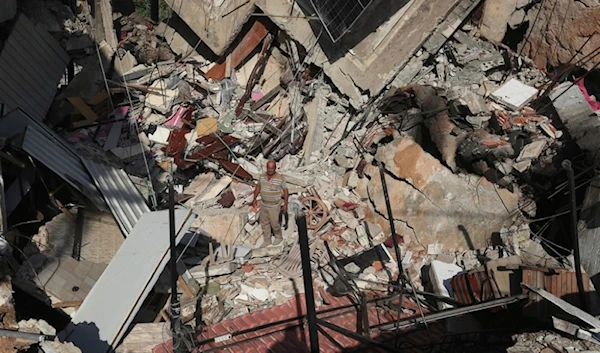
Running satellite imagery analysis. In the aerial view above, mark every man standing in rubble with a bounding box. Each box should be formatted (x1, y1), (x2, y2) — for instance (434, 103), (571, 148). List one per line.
(252, 160), (289, 246)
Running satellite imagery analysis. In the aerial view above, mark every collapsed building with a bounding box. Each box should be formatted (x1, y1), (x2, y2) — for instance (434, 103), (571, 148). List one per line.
(2, 0), (600, 352)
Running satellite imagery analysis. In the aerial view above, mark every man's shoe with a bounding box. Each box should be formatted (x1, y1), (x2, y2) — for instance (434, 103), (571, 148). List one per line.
(272, 237), (283, 246)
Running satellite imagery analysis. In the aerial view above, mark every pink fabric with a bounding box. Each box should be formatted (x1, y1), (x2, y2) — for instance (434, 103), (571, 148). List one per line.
(251, 91), (264, 101)
(575, 77), (600, 111)
(165, 106), (192, 128)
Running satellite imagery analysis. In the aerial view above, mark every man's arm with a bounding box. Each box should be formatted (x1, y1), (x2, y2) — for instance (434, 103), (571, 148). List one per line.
(252, 182), (261, 208)
(282, 188), (289, 213)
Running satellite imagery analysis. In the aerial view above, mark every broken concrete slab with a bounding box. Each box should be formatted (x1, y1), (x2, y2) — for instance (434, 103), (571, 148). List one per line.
(516, 140), (546, 162)
(192, 210), (245, 245)
(190, 262), (238, 280)
(163, 0), (256, 56)
(250, 245), (283, 258)
(367, 138), (519, 252)
(479, 0), (520, 42)
(550, 82), (600, 152)
(34, 211), (123, 265)
(35, 257), (106, 316)
(114, 51), (138, 76)
(491, 78), (539, 111)
(460, 90), (489, 115)
(144, 79), (177, 114)
(148, 126), (171, 145)
(257, 0), (473, 108)
(155, 22), (202, 58)
(62, 210), (196, 352)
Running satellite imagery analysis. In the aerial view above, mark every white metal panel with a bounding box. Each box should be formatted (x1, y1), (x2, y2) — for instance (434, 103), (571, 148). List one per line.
(82, 159), (150, 236)
(64, 210), (195, 352)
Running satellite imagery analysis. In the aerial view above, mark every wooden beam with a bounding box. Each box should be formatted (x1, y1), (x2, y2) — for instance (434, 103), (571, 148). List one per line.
(206, 19), (270, 80)
(52, 300), (83, 308)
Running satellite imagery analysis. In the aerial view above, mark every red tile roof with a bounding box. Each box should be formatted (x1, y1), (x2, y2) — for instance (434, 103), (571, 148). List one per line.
(153, 289), (445, 353)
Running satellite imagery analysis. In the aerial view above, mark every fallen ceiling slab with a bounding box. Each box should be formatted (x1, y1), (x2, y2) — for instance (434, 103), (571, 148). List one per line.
(81, 159), (151, 236)
(163, 0), (256, 56)
(256, 0), (479, 107)
(62, 209), (196, 352)
(0, 14), (69, 121)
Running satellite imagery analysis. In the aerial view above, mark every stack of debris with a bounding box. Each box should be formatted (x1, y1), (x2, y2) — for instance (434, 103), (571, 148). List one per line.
(3, 0), (600, 351)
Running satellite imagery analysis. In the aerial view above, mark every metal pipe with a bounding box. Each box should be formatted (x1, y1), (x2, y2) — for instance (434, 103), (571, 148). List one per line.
(150, 0), (159, 22)
(0, 328), (53, 342)
(378, 163), (405, 281)
(317, 319), (400, 352)
(562, 160), (588, 311)
(292, 201), (320, 353)
(374, 295), (527, 331)
(168, 179), (182, 346)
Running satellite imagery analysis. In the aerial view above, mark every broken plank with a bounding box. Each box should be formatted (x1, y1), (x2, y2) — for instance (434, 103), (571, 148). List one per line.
(52, 300), (83, 309)
(178, 277), (195, 299)
(205, 19), (270, 80)
(88, 89), (109, 106)
(67, 97), (99, 123)
(0, 150), (25, 168)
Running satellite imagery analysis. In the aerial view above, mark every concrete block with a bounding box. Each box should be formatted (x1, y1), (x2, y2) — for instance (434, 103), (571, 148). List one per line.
(145, 80), (178, 114)
(149, 126), (171, 145)
(429, 260), (463, 309)
(516, 140), (546, 162)
(250, 246), (283, 258)
(490, 78), (538, 111)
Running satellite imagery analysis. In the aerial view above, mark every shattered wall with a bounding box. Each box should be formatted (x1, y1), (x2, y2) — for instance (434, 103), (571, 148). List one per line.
(357, 138), (520, 252)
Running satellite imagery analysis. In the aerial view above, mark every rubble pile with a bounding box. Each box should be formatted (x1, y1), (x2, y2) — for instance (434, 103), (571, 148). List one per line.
(507, 331), (599, 353)
(3, 0), (600, 351)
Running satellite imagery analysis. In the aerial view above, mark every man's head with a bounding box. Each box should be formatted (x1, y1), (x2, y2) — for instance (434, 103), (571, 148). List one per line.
(266, 160), (276, 176)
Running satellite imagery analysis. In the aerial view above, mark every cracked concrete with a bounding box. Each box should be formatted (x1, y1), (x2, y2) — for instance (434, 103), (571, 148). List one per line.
(356, 138), (520, 252)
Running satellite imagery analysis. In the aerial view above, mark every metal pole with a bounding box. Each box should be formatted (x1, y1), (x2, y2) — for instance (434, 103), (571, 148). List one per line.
(168, 179), (183, 350)
(150, 0), (159, 22)
(292, 201), (319, 353)
(374, 295), (527, 331)
(0, 328), (53, 342)
(317, 319), (400, 352)
(562, 160), (588, 311)
(378, 163), (405, 280)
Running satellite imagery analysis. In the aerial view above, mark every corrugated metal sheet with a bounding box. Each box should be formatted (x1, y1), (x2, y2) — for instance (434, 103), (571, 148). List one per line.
(0, 14), (69, 121)
(64, 210), (195, 352)
(81, 159), (150, 236)
(21, 126), (107, 211)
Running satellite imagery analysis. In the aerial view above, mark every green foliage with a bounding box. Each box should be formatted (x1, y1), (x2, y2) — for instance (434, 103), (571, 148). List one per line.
(132, 0), (171, 22)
